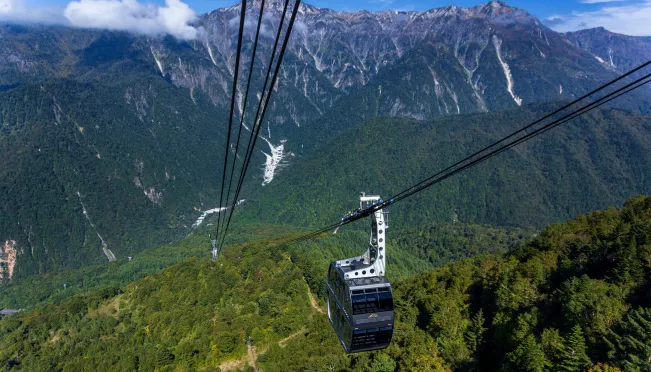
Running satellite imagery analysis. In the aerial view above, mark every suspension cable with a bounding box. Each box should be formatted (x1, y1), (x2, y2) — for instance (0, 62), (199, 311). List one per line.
(214, 0), (247, 251)
(219, 0), (302, 251)
(218, 0), (267, 244)
(390, 60), (651, 201)
(280, 62), (651, 247)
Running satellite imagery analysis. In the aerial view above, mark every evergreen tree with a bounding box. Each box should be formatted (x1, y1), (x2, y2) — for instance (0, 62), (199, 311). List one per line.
(155, 345), (175, 367)
(370, 354), (397, 372)
(465, 309), (487, 353)
(541, 328), (565, 370)
(613, 235), (644, 284)
(559, 325), (592, 372)
(605, 307), (651, 371)
(504, 334), (548, 372)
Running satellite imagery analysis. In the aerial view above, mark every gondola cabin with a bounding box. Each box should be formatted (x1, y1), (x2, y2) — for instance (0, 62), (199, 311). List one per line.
(326, 193), (395, 353)
(327, 266), (394, 353)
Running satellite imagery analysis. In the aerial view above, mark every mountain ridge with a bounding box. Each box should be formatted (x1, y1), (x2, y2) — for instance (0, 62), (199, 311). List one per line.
(1, 0), (650, 280)
(566, 26), (651, 74)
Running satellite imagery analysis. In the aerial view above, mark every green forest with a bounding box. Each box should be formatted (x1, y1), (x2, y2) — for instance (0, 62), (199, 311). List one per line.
(2, 195), (651, 371)
(0, 220), (532, 310)
(1, 7), (651, 372)
(237, 105), (651, 231)
(0, 75), (230, 278)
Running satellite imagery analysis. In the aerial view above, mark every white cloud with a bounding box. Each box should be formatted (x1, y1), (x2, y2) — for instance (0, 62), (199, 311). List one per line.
(251, 19), (273, 38)
(228, 11), (274, 38)
(228, 15), (239, 28)
(546, 0), (651, 36)
(0, 0), (202, 39)
(64, 0), (201, 40)
(0, 0), (14, 13)
(545, 14), (564, 22)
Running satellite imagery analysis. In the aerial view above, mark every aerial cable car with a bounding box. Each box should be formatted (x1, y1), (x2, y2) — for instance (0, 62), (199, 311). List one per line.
(326, 192), (395, 353)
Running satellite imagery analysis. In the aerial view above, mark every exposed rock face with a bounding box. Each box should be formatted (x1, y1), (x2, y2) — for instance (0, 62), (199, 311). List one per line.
(0, 240), (17, 280)
(144, 187), (163, 205)
(0, 2), (626, 168)
(0, 1), (647, 278)
(167, 1), (592, 119)
(148, 0), (620, 161)
(566, 27), (651, 74)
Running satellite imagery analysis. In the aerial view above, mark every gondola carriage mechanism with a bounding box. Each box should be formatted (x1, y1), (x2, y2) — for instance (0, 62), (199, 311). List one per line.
(326, 193), (395, 353)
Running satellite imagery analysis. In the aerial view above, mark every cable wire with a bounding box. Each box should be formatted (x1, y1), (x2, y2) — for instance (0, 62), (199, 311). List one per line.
(391, 59), (651, 201)
(392, 72), (651, 204)
(218, 0), (291, 251)
(219, 0), (302, 251)
(214, 0), (247, 250)
(279, 63), (651, 248)
(219, 0), (267, 243)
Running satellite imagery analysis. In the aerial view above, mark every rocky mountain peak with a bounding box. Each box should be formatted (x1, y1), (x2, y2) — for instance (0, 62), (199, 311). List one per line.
(259, 0), (291, 12)
(566, 25), (651, 72)
(0, 0), (648, 284)
(237, 0), (321, 14)
(220, 0), (532, 25)
(462, 1), (535, 24)
(568, 26), (618, 38)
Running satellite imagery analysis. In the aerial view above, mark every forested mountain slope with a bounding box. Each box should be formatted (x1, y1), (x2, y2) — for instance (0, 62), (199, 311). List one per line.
(1, 1), (639, 162)
(2, 0), (651, 280)
(0, 77), (227, 280)
(0, 231), (452, 371)
(392, 195), (651, 371)
(1, 196), (650, 371)
(237, 103), (651, 230)
(0, 221), (533, 310)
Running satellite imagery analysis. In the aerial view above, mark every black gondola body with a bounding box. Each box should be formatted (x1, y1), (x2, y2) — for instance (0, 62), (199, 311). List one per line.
(326, 193), (394, 353)
(327, 265), (394, 353)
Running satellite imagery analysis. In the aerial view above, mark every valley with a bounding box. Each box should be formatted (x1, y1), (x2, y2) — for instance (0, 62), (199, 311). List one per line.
(1, 0), (651, 370)
(1, 0), (650, 278)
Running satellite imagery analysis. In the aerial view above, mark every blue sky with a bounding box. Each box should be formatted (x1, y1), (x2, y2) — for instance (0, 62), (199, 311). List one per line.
(5, 0), (651, 37)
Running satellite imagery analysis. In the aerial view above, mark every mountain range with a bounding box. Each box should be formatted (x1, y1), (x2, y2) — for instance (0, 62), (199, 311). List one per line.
(2, 1), (651, 371)
(1, 0), (651, 280)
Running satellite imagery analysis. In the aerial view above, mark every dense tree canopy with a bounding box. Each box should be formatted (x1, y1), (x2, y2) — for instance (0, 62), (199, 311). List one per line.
(1, 196), (651, 371)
